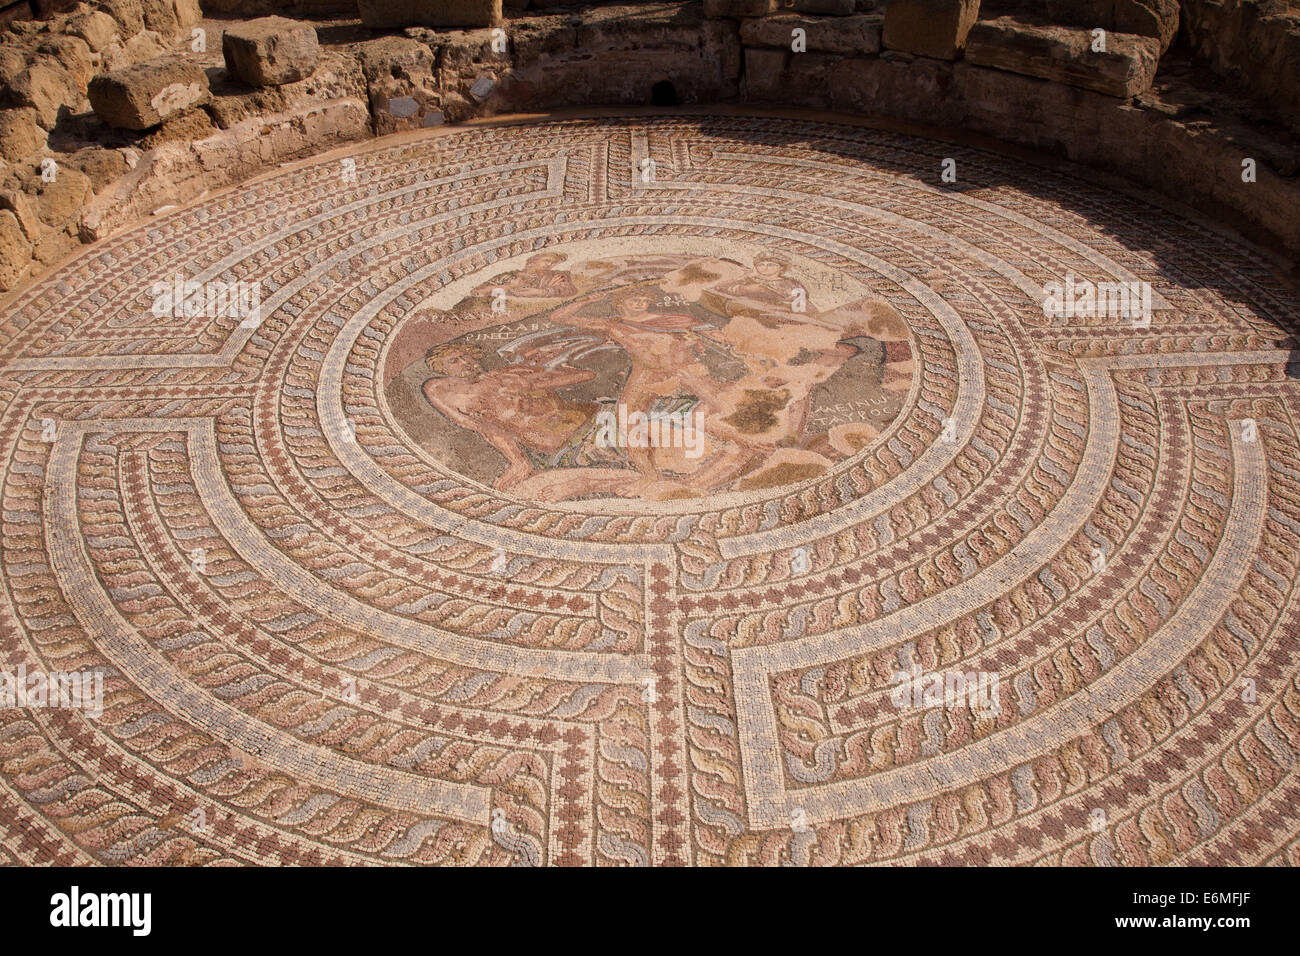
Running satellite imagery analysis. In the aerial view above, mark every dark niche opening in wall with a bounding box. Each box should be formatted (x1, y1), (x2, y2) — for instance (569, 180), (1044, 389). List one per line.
(651, 80), (678, 106)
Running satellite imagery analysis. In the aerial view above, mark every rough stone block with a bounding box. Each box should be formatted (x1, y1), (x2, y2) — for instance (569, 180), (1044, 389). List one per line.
(121, 32), (170, 66)
(882, 0), (980, 59)
(0, 109), (47, 163)
(0, 48), (27, 91)
(792, 0), (855, 14)
(358, 36), (443, 134)
(66, 147), (130, 192)
(9, 62), (81, 131)
(1181, 0), (1299, 118)
(743, 46), (788, 100)
(139, 0), (180, 36)
(65, 10), (121, 53)
(223, 17), (321, 88)
(30, 167), (94, 229)
(100, 0), (145, 35)
(965, 16), (1159, 98)
(0, 209), (31, 291)
(0, 189), (42, 244)
(357, 0), (502, 28)
(31, 224), (79, 269)
(1046, 0), (1179, 52)
(508, 17), (581, 61)
(88, 60), (211, 130)
(37, 36), (95, 89)
(173, 0), (203, 30)
(741, 13), (882, 55)
(829, 53), (961, 122)
(704, 0), (777, 17)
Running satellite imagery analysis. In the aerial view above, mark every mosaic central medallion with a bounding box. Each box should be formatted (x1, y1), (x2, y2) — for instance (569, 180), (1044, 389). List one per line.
(381, 241), (918, 503)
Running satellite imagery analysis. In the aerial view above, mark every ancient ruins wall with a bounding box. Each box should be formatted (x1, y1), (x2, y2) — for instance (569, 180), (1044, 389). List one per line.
(0, 0), (1295, 293)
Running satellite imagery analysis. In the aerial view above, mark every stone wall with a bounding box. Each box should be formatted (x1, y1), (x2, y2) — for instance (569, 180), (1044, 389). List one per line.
(0, 0), (1296, 294)
(1180, 0), (1300, 122)
(198, 0), (685, 14)
(490, 3), (741, 109)
(200, 0), (357, 16)
(0, 0), (210, 287)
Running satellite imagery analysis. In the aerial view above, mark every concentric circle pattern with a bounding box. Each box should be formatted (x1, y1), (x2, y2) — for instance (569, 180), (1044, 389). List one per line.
(2, 115), (1299, 866)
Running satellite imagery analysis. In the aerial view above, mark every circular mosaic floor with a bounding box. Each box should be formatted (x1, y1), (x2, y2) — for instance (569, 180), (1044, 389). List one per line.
(1, 115), (1299, 866)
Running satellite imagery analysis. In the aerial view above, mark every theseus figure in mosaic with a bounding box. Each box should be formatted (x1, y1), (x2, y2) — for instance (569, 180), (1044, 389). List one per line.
(420, 342), (596, 490)
(391, 251), (917, 501)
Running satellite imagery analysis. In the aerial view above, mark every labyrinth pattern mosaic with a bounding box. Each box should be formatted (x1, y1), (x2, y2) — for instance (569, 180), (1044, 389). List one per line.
(1, 116), (1298, 866)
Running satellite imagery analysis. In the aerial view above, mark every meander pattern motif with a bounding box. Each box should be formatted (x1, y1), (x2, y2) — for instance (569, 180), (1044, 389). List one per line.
(0, 116), (1298, 866)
